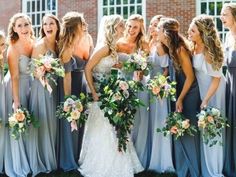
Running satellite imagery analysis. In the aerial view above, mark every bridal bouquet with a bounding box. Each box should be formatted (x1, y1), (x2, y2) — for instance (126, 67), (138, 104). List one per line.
(147, 73), (176, 101)
(32, 54), (65, 93)
(197, 106), (228, 147)
(8, 108), (39, 140)
(56, 94), (89, 132)
(98, 70), (143, 152)
(122, 50), (151, 76)
(157, 112), (197, 139)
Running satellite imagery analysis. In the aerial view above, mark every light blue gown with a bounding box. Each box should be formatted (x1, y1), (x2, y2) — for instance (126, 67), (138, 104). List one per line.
(4, 55), (31, 177)
(0, 65), (6, 174)
(29, 50), (58, 176)
(148, 49), (174, 172)
(193, 53), (225, 177)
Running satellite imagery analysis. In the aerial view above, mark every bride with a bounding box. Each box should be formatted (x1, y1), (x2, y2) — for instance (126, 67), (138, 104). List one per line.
(78, 15), (144, 177)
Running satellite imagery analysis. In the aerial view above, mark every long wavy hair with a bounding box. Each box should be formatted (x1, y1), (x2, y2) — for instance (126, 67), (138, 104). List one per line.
(0, 30), (5, 69)
(7, 13), (34, 44)
(191, 15), (223, 70)
(124, 14), (146, 50)
(58, 12), (83, 59)
(103, 15), (123, 60)
(159, 17), (192, 71)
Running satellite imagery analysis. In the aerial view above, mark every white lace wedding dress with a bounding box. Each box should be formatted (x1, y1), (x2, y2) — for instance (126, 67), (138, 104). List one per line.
(78, 56), (144, 177)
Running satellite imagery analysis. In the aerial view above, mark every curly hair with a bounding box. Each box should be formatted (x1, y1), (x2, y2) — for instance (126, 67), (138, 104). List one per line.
(7, 13), (34, 44)
(58, 12), (83, 59)
(160, 17), (192, 71)
(125, 14), (147, 50)
(0, 30), (5, 69)
(192, 15), (223, 70)
(103, 15), (123, 60)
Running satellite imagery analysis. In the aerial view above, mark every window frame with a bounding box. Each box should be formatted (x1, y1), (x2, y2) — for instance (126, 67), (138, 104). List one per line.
(22, 0), (58, 37)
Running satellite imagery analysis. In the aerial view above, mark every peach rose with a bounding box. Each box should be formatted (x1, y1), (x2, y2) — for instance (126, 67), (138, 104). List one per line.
(207, 116), (214, 123)
(15, 112), (25, 122)
(152, 86), (160, 95)
(182, 119), (190, 129)
(170, 126), (178, 134)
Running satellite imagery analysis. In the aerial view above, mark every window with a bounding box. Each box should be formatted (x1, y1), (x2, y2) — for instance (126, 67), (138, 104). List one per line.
(197, 0), (236, 42)
(22, 0), (57, 37)
(98, 0), (145, 24)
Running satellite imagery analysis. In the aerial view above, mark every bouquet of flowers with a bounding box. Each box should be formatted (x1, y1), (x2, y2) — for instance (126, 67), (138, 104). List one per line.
(56, 93), (89, 132)
(147, 73), (176, 101)
(32, 54), (65, 93)
(197, 106), (229, 147)
(8, 108), (39, 140)
(157, 112), (197, 139)
(122, 50), (151, 76)
(97, 70), (143, 152)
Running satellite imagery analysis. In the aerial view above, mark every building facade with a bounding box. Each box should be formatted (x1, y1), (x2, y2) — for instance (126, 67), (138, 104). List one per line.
(0, 0), (235, 43)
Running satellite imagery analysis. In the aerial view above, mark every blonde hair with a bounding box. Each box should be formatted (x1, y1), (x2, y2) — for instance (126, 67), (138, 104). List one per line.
(192, 15), (223, 70)
(58, 12), (84, 59)
(160, 17), (191, 71)
(125, 14), (147, 50)
(148, 15), (165, 42)
(103, 14), (123, 59)
(8, 13), (34, 44)
(0, 30), (5, 70)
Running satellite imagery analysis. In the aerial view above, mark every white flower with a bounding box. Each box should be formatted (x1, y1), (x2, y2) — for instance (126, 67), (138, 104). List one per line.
(67, 116), (73, 122)
(119, 81), (129, 91)
(141, 62), (147, 70)
(200, 110), (206, 116)
(70, 110), (81, 120)
(198, 115), (205, 121)
(211, 108), (220, 116)
(123, 90), (129, 98)
(18, 123), (24, 129)
(9, 116), (17, 127)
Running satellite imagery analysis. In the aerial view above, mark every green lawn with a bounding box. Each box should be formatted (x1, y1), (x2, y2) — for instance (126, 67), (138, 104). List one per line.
(0, 170), (177, 177)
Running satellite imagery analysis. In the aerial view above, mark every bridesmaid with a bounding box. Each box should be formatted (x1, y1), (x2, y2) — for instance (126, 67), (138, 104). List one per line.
(116, 14), (150, 168)
(220, 3), (236, 176)
(29, 13), (61, 175)
(58, 11), (85, 171)
(156, 17), (201, 177)
(71, 16), (93, 161)
(188, 15), (225, 177)
(147, 15), (175, 173)
(0, 30), (6, 174)
(5, 13), (34, 177)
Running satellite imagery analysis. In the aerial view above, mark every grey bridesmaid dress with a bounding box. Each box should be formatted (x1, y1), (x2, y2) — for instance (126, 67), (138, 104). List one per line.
(58, 56), (87, 171)
(29, 50), (58, 175)
(0, 66), (5, 174)
(4, 55), (31, 177)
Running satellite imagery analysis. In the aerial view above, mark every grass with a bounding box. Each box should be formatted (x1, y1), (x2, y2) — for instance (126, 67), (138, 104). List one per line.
(0, 170), (177, 177)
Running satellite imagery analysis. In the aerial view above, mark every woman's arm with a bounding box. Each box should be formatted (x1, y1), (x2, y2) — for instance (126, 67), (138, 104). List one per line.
(201, 77), (221, 109)
(176, 47), (194, 112)
(85, 45), (109, 101)
(8, 47), (20, 111)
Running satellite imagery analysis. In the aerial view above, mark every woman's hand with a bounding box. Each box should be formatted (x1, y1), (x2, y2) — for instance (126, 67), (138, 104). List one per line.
(92, 92), (99, 101)
(13, 101), (20, 112)
(112, 62), (123, 69)
(133, 70), (144, 81)
(176, 98), (183, 112)
(200, 99), (208, 109)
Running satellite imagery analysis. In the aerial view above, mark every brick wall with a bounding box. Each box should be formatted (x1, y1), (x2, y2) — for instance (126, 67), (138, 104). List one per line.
(58, 0), (97, 44)
(0, 0), (21, 34)
(0, 0), (196, 43)
(146, 0), (196, 37)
